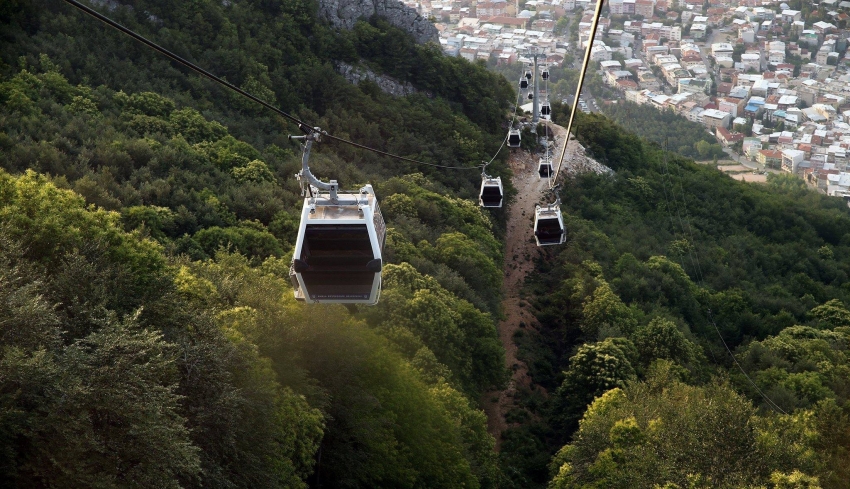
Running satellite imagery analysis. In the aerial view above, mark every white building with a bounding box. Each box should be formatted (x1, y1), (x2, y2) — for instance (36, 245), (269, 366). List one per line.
(715, 56), (734, 68)
(590, 44), (613, 61)
(691, 24), (707, 39)
(741, 53), (761, 71)
(600, 60), (623, 70)
(781, 9), (801, 22)
(768, 50), (785, 65)
(678, 78), (711, 94)
(711, 43), (734, 57)
(827, 173), (850, 197)
(702, 108), (732, 129)
(782, 149), (805, 173)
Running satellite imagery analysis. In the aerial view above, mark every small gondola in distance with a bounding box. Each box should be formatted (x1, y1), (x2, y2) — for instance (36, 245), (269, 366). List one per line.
(534, 202), (565, 246)
(508, 128), (522, 148)
(538, 158), (553, 179)
(479, 175), (504, 208)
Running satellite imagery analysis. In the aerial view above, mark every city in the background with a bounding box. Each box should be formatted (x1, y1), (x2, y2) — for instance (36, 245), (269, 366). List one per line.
(407, 0), (850, 199)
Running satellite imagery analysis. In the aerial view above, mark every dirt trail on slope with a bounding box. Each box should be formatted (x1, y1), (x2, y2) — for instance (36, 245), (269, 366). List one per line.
(482, 121), (606, 450)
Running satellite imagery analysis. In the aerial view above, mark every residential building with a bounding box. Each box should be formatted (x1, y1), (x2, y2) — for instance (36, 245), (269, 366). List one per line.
(716, 127), (744, 146)
(678, 78), (711, 94)
(782, 149), (805, 173)
(743, 137), (762, 159)
(781, 10), (801, 22)
(702, 108), (732, 129)
(758, 149), (783, 168)
(635, 0), (655, 18)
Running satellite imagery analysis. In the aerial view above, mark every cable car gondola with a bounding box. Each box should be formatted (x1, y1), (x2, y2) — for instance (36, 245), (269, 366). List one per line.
(541, 102), (551, 119)
(528, 92), (534, 100)
(520, 77), (529, 89)
(289, 134), (386, 305)
(524, 69), (532, 80)
(541, 68), (549, 80)
(538, 157), (553, 178)
(508, 128), (521, 148)
(534, 199), (565, 246)
(479, 172), (504, 208)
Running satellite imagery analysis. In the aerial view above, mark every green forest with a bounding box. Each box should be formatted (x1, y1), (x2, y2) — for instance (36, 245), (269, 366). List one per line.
(2, 0), (850, 488)
(597, 100), (726, 160)
(0, 0), (510, 487)
(498, 110), (850, 488)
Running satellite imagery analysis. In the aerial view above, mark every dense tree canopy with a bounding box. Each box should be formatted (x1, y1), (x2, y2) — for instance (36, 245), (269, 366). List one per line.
(0, 1), (514, 486)
(5, 2), (850, 488)
(499, 105), (850, 489)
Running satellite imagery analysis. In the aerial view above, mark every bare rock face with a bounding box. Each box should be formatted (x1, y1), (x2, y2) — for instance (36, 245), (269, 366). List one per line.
(336, 62), (429, 97)
(318, 0), (438, 44)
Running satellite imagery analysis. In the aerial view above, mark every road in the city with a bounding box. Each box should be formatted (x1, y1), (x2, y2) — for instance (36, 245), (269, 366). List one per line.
(723, 147), (763, 171)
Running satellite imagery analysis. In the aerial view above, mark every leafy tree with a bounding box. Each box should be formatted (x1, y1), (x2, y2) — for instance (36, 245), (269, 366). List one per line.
(1, 317), (201, 488)
(808, 299), (850, 328)
(552, 337), (638, 434)
(581, 280), (637, 338)
(632, 317), (700, 370)
(737, 325), (850, 411)
(231, 159), (276, 183)
(549, 366), (819, 488)
(363, 263), (505, 398)
(591, 101), (720, 159)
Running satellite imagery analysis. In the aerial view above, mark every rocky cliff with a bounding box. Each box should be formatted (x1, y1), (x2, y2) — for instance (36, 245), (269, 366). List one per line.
(336, 62), (428, 97)
(318, 0), (439, 44)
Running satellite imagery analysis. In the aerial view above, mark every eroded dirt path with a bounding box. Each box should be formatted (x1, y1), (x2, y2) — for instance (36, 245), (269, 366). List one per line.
(482, 121), (608, 450)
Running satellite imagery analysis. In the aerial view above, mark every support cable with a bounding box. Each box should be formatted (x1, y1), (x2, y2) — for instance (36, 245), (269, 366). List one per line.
(659, 141), (787, 414)
(552, 0), (605, 183)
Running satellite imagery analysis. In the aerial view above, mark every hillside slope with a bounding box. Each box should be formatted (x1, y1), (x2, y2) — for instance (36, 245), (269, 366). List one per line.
(497, 108), (850, 489)
(0, 1), (511, 487)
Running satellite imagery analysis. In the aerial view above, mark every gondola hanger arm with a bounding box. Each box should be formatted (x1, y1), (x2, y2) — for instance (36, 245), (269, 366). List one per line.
(290, 132), (339, 203)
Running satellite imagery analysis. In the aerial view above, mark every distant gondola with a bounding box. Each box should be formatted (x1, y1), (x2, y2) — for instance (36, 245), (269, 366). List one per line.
(508, 128), (521, 147)
(534, 202), (565, 246)
(538, 158), (553, 178)
(479, 175), (504, 208)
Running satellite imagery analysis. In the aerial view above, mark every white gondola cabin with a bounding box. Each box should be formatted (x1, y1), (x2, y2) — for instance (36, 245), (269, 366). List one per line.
(528, 92), (534, 100)
(524, 70), (532, 80)
(534, 203), (565, 246)
(538, 158), (553, 178)
(520, 77), (529, 89)
(541, 103), (551, 119)
(290, 185), (386, 304)
(508, 128), (521, 147)
(479, 176), (504, 208)
(541, 68), (549, 80)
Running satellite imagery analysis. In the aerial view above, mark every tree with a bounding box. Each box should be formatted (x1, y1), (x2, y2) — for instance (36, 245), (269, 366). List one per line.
(548, 366), (819, 489)
(808, 299), (850, 328)
(695, 140), (712, 158)
(581, 280), (637, 337)
(632, 317), (699, 369)
(737, 325), (850, 411)
(552, 337), (638, 435)
(555, 16), (570, 36)
(1, 317), (201, 488)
